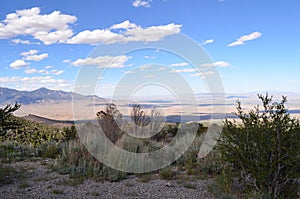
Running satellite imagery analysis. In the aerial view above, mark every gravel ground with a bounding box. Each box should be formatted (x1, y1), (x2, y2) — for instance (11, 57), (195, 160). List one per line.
(0, 159), (215, 199)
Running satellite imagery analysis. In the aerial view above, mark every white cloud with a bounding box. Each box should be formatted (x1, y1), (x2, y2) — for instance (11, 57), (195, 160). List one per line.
(170, 62), (189, 67)
(63, 59), (71, 64)
(132, 0), (152, 8)
(0, 7), (77, 45)
(20, 49), (38, 56)
(1, 8), (181, 45)
(67, 21), (182, 45)
(11, 39), (40, 45)
(228, 31), (262, 47)
(34, 29), (74, 45)
(201, 61), (231, 67)
(10, 59), (29, 69)
(50, 69), (64, 75)
(20, 50), (48, 61)
(110, 20), (138, 30)
(0, 76), (63, 83)
(25, 53), (48, 61)
(70, 55), (130, 68)
(124, 23), (181, 42)
(45, 65), (53, 69)
(202, 39), (214, 45)
(24, 68), (37, 74)
(24, 67), (63, 75)
(0, 76), (71, 91)
(174, 68), (196, 73)
(66, 29), (122, 45)
(191, 71), (215, 78)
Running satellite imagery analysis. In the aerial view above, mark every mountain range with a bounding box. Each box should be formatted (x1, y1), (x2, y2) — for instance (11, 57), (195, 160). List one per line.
(0, 87), (104, 105)
(1, 86), (299, 121)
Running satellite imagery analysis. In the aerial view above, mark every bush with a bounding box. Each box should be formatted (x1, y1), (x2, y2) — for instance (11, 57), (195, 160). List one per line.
(216, 94), (300, 198)
(0, 142), (35, 162)
(0, 103), (20, 136)
(63, 125), (78, 141)
(159, 167), (174, 180)
(36, 141), (61, 159)
(54, 140), (127, 182)
(96, 103), (124, 144)
(0, 116), (66, 147)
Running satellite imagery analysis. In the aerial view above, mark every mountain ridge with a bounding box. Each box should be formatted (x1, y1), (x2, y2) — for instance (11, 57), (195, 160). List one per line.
(0, 87), (105, 105)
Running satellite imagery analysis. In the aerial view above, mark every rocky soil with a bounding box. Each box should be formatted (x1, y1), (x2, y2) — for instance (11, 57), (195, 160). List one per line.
(0, 159), (215, 199)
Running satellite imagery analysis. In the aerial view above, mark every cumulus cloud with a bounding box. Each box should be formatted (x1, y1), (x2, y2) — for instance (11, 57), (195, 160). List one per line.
(67, 21), (181, 44)
(0, 8), (181, 45)
(124, 23), (181, 42)
(34, 29), (74, 45)
(174, 68), (196, 73)
(66, 29), (122, 45)
(191, 71), (215, 78)
(24, 68), (37, 74)
(20, 49), (38, 56)
(50, 69), (64, 75)
(201, 61), (231, 67)
(10, 59), (29, 69)
(0, 7), (77, 45)
(109, 20), (138, 30)
(20, 49), (48, 61)
(11, 39), (40, 45)
(70, 55), (130, 68)
(132, 0), (152, 8)
(202, 39), (214, 45)
(63, 59), (71, 64)
(228, 31), (262, 47)
(25, 53), (48, 61)
(0, 76), (71, 91)
(170, 62), (189, 67)
(24, 68), (64, 75)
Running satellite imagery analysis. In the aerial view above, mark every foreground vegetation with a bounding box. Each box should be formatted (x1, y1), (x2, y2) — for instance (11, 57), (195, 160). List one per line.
(0, 94), (299, 198)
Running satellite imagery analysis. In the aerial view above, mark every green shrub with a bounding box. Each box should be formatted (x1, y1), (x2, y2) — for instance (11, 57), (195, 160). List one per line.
(0, 103), (20, 136)
(53, 140), (127, 182)
(36, 141), (61, 159)
(176, 135), (203, 170)
(198, 150), (222, 175)
(137, 173), (152, 183)
(122, 135), (162, 153)
(214, 166), (234, 194)
(0, 142), (35, 162)
(159, 167), (173, 180)
(216, 94), (300, 198)
(0, 116), (67, 147)
(63, 125), (78, 141)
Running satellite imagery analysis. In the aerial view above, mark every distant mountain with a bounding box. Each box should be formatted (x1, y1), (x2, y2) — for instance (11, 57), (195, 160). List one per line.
(22, 114), (74, 128)
(0, 87), (105, 105)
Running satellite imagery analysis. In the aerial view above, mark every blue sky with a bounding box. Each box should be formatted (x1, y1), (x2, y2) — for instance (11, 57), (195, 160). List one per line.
(0, 0), (299, 97)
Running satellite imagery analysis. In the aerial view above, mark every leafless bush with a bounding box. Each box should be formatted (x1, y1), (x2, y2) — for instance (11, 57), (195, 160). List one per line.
(96, 103), (124, 144)
(130, 103), (164, 137)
